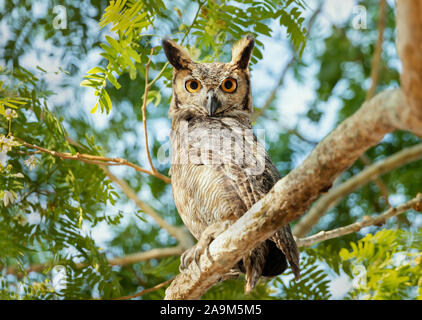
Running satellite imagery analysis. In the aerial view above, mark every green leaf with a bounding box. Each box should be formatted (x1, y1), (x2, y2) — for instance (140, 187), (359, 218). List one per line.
(80, 79), (102, 88)
(87, 67), (107, 75)
(107, 72), (121, 89)
(90, 102), (99, 114)
(36, 65), (47, 73)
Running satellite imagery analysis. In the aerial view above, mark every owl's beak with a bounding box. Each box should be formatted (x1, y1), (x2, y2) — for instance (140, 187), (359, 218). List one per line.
(206, 91), (220, 116)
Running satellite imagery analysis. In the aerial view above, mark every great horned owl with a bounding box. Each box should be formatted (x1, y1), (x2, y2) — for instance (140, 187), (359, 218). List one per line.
(163, 35), (300, 293)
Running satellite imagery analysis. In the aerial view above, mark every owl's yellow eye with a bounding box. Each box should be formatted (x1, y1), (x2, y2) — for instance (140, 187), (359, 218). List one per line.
(221, 78), (237, 93)
(185, 79), (201, 93)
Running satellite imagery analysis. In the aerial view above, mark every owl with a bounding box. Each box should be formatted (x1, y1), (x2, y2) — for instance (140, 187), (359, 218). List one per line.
(162, 35), (300, 293)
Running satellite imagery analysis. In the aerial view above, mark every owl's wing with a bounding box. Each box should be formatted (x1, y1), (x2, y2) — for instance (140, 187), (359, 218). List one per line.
(216, 151), (300, 281)
(193, 124), (300, 282)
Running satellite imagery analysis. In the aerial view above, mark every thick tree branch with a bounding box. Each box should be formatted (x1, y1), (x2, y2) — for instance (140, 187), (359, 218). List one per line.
(142, 48), (158, 175)
(165, 88), (422, 299)
(359, 153), (391, 207)
(358, 0), (389, 206)
(293, 142), (422, 237)
(251, 4), (322, 122)
(295, 194), (422, 247)
(113, 277), (174, 300)
(396, 0), (422, 125)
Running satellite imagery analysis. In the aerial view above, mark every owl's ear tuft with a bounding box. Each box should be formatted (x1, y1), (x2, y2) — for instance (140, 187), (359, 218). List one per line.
(162, 38), (193, 70)
(231, 35), (255, 69)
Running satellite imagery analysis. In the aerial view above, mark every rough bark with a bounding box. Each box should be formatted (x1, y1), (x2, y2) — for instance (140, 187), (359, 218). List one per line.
(396, 0), (422, 128)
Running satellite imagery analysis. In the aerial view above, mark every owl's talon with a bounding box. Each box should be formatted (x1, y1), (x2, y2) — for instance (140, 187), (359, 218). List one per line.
(193, 247), (201, 269)
(179, 250), (191, 271)
(179, 221), (232, 272)
(179, 242), (209, 272)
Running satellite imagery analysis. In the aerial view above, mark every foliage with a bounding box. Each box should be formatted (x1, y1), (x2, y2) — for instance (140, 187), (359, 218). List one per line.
(272, 248), (332, 300)
(340, 229), (422, 300)
(81, 0), (308, 114)
(0, 66), (123, 299)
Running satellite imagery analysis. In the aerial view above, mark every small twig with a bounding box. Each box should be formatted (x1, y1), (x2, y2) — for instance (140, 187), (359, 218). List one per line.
(366, 0), (387, 101)
(181, 0), (205, 45)
(295, 194), (422, 247)
(5, 246), (185, 276)
(148, 62), (169, 89)
(103, 167), (193, 248)
(293, 143), (422, 237)
(359, 153), (391, 207)
(252, 4), (322, 122)
(142, 48), (157, 174)
(287, 128), (318, 145)
(17, 150), (42, 155)
(113, 277), (174, 300)
(14, 136), (170, 184)
(148, 1), (206, 88)
(136, 2), (206, 178)
(147, 1), (204, 90)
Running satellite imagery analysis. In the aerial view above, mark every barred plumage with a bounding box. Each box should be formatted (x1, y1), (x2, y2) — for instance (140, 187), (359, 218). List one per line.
(163, 36), (300, 293)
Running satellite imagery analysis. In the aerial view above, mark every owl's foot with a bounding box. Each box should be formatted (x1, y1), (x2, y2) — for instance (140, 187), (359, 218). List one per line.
(179, 221), (233, 272)
(218, 268), (241, 282)
(179, 233), (214, 272)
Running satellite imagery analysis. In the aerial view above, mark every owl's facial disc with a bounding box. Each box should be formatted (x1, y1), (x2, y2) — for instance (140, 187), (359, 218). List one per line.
(206, 90), (221, 116)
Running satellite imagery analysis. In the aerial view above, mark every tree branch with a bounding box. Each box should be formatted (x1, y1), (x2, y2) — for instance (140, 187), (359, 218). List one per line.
(141, 48), (158, 175)
(251, 56), (295, 122)
(5, 245), (184, 276)
(113, 277), (174, 300)
(251, 4), (322, 122)
(14, 136), (171, 184)
(295, 194), (422, 248)
(102, 167), (193, 249)
(293, 142), (422, 237)
(108, 246), (184, 265)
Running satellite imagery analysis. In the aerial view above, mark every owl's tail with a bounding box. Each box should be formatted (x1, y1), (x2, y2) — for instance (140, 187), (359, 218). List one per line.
(239, 224), (300, 294)
(270, 225), (301, 280)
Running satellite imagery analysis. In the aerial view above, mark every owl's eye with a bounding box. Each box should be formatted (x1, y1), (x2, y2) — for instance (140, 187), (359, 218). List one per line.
(185, 79), (201, 93)
(221, 78), (237, 93)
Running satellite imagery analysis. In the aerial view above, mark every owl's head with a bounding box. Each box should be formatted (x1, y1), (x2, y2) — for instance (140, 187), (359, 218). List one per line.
(162, 36), (254, 121)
